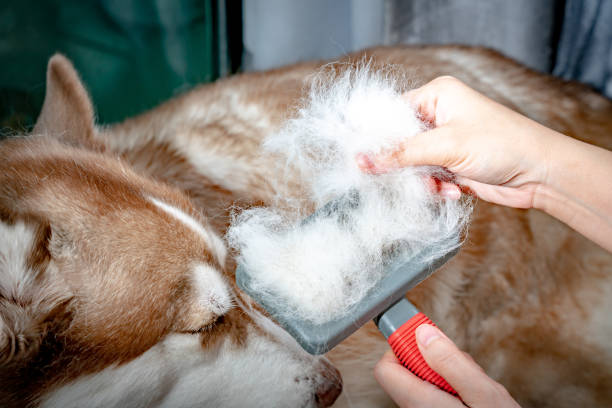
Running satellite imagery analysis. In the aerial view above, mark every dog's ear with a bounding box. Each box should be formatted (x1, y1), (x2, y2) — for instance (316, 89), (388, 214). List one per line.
(0, 219), (72, 366)
(33, 54), (102, 150)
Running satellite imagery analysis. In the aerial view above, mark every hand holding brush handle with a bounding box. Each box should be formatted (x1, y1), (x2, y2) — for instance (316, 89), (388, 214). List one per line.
(375, 299), (458, 395)
(375, 321), (520, 408)
(375, 300), (519, 408)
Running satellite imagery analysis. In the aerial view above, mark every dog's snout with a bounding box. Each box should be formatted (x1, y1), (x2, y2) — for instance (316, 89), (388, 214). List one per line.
(314, 359), (342, 407)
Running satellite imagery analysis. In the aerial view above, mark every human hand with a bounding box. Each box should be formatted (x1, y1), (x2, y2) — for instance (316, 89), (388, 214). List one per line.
(357, 76), (562, 209)
(374, 324), (520, 408)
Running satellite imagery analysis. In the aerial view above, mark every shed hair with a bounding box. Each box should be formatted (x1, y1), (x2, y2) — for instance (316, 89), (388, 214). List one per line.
(228, 64), (472, 323)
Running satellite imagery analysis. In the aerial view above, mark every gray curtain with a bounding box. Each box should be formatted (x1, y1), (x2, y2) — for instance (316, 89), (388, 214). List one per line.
(385, 0), (558, 73)
(553, 0), (612, 97)
(243, 0), (612, 99)
(243, 0), (559, 73)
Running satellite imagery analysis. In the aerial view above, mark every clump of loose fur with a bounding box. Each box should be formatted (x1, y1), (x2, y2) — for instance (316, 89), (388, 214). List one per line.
(228, 64), (472, 324)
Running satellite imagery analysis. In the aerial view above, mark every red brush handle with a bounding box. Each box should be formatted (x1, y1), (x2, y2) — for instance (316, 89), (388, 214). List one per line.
(387, 312), (458, 395)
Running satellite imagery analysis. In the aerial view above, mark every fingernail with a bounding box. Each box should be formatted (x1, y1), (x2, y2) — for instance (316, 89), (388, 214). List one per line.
(357, 153), (391, 174)
(416, 324), (441, 347)
(355, 153), (374, 171)
(370, 155), (395, 172)
(441, 185), (461, 200)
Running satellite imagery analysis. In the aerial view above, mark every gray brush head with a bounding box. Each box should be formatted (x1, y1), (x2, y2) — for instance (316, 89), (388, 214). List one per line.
(235, 190), (460, 354)
(236, 245), (458, 355)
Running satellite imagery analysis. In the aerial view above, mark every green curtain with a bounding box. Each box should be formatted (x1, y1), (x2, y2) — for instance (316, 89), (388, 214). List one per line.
(0, 0), (241, 131)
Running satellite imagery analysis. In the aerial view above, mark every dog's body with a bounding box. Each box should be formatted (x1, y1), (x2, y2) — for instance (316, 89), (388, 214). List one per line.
(1, 46), (611, 407)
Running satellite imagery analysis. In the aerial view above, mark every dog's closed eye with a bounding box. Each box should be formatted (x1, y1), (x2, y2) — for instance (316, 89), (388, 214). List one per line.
(185, 315), (224, 335)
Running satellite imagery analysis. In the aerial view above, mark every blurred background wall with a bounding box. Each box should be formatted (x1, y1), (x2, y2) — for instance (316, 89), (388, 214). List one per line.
(243, 0), (559, 73)
(243, 0), (611, 98)
(1, 0), (610, 133)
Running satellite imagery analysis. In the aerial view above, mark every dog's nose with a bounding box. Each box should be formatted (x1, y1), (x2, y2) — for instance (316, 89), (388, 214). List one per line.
(314, 359), (342, 407)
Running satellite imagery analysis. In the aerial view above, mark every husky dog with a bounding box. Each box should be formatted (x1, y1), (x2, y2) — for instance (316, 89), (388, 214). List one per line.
(1, 46), (611, 407)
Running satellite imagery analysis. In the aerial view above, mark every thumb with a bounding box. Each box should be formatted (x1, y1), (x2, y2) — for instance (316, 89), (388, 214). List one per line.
(360, 126), (458, 173)
(416, 324), (519, 407)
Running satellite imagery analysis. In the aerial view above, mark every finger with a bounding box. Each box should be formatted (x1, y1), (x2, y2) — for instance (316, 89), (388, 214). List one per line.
(374, 350), (464, 408)
(369, 126), (458, 171)
(423, 177), (462, 200)
(439, 181), (461, 200)
(456, 177), (534, 208)
(355, 152), (375, 172)
(416, 324), (517, 407)
(403, 88), (436, 126)
(405, 76), (466, 126)
(462, 351), (481, 368)
(357, 154), (462, 200)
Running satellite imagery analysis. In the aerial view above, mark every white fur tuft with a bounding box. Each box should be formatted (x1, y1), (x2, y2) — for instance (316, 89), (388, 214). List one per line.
(0, 221), (38, 298)
(228, 65), (472, 323)
(192, 264), (233, 315)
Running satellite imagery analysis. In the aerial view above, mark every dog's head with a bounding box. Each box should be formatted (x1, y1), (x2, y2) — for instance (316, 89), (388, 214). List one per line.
(0, 55), (341, 407)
